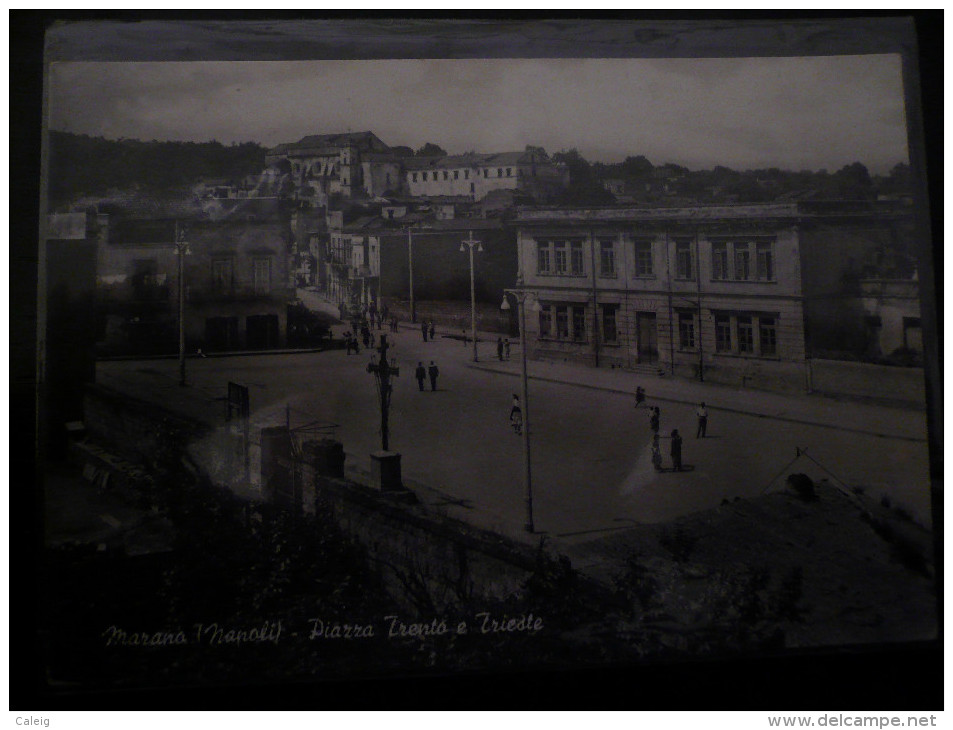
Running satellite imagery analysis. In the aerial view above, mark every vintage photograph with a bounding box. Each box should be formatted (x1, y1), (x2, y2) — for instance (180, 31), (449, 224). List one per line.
(27, 16), (940, 707)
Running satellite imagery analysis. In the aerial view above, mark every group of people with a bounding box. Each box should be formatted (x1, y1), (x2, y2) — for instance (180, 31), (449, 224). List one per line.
(639, 386), (710, 473)
(421, 321), (437, 342)
(414, 361), (440, 392)
(367, 302), (390, 331)
(495, 337), (512, 361)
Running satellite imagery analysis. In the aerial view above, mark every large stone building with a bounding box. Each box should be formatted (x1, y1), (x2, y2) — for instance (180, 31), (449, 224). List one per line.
(265, 131), (393, 206)
(512, 201), (918, 392)
(403, 150), (568, 202)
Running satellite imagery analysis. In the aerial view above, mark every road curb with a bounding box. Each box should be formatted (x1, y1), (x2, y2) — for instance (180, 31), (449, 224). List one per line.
(465, 363), (927, 443)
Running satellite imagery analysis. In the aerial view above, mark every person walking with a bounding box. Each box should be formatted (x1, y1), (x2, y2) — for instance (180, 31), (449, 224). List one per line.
(696, 402), (708, 438)
(497, 337), (504, 361)
(428, 361), (439, 391)
(670, 429), (683, 471)
(509, 394), (523, 434)
(421, 321), (428, 342)
(649, 406), (660, 434)
(415, 362), (426, 391)
(635, 386), (646, 408)
(651, 433), (663, 471)
(429, 322), (436, 341)
(504, 338), (511, 360)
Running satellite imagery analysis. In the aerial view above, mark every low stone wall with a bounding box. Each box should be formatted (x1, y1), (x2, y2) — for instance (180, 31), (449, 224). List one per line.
(809, 359), (926, 407)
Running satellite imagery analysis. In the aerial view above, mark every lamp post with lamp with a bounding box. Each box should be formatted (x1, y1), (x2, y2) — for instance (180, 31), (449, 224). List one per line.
(500, 278), (542, 533)
(460, 230), (483, 362)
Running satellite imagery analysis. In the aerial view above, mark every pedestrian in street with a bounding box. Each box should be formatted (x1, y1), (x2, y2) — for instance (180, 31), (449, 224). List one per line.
(415, 362), (426, 391)
(504, 338), (511, 360)
(462, 329), (467, 346)
(429, 322), (436, 341)
(670, 429), (683, 472)
(369, 331), (376, 349)
(343, 332), (352, 355)
(650, 406), (660, 434)
(651, 433), (663, 471)
(421, 321), (428, 342)
(635, 386), (646, 408)
(428, 361), (439, 391)
(510, 394), (523, 434)
(696, 402), (708, 438)
(361, 324), (370, 349)
(497, 337), (504, 361)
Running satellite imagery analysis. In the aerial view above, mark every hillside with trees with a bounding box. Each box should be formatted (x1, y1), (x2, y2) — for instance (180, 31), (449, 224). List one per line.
(47, 131), (267, 206)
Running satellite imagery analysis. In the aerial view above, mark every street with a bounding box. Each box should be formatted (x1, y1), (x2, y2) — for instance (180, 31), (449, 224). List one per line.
(97, 327), (933, 538)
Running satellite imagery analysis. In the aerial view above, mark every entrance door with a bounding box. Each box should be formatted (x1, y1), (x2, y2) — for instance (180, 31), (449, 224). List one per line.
(636, 311), (658, 363)
(205, 316), (239, 351)
(247, 314), (280, 349)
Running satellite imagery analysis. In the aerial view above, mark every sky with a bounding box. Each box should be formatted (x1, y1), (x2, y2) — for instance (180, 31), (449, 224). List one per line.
(47, 55), (909, 174)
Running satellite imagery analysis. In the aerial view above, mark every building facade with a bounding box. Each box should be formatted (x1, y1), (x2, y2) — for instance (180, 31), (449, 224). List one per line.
(403, 151), (567, 202)
(513, 202), (918, 392)
(96, 198), (294, 354)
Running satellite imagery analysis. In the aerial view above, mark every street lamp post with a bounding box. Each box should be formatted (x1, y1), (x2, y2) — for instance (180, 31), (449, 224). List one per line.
(407, 227), (416, 324)
(174, 221), (190, 386)
(460, 230), (483, 362)
(501, 279), (541, 533)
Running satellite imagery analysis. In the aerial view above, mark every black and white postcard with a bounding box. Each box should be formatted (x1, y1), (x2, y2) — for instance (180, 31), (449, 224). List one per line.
(17, 14), (942, 710)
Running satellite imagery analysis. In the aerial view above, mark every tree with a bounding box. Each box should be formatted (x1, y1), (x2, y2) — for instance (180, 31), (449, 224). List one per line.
(389, 145), (414, 157)
(552, 148), (616, 206)
(621, 155), (654, 178)
(415, 142), (447, 157)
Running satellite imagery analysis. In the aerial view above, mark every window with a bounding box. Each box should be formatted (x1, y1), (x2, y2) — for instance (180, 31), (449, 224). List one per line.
(634, 240), (653, 277)
(537, 241), (551, 274)
(484, 169), (489, 177)
(412, 172), (418, 182)
(572, 306), (586, 341)
(737, 315), (754, 352)
(602, 305), (618, 343)
(555, 307), (569, 339)
(570, 241), (585, 275)
(539, 305), (552, 338)
(253, 258), (271, 295)
(759, 317), (777, 355)
(600, 240), (616, 277)
(715, 313), (731, 352)
(506, 168), (512, 177)
(387, 209), (394, 219)
(470, 183), (475, 194)
(212, 258), (233, 292)
(498, 168), (503, 177)
(756, 242), (775, 281)
(464, 169), (470, 179)
(678, 311), (695, 349)
(711, 242), (729, 280)
(539, 304), (586, 341)
(734, 243), (751, 280)
(454, 170), (459, 179)
(553, 242), (568, 275)
(443, 171), (449, 180)
(675, 240), (694, 279)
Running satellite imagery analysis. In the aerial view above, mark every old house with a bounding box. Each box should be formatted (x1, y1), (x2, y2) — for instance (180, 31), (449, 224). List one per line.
(512, 201), (919, 392)
(96, 198), (294, 354)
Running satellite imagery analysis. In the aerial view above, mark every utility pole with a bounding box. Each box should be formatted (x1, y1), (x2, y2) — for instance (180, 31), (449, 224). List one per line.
(460, 230), (483, 362)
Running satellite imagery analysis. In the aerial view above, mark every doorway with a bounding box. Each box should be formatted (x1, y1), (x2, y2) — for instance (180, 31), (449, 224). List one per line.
(636, 311), (658, 363)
